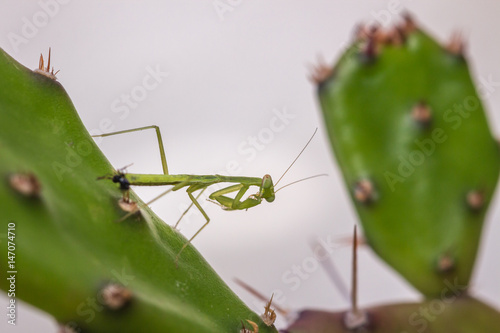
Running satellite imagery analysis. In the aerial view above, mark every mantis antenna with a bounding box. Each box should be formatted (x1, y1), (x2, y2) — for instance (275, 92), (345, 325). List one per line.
(275, 174), (328, 193)
(274, 128), (318, 187)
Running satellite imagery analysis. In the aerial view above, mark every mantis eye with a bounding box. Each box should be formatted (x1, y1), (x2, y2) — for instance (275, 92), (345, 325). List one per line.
(262, 174), (273, 189)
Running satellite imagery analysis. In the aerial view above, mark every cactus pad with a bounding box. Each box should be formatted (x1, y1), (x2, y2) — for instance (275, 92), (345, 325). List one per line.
(315, 19), (500, 296)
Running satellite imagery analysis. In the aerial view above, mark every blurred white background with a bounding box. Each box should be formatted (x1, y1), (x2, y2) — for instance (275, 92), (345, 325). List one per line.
(1, 1), (499, 331)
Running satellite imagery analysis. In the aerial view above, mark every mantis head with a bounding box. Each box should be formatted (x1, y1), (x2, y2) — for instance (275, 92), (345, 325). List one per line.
(259, 174), (275, 203)
(253, 129), (321, 205)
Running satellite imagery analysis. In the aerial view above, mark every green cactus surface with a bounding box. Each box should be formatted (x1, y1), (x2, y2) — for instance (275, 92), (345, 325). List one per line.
(316, 21), (500, 297)
(0, 48), (277, 333)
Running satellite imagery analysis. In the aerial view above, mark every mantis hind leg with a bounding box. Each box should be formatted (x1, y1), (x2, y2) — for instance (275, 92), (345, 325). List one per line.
(92, 125), (169, 175)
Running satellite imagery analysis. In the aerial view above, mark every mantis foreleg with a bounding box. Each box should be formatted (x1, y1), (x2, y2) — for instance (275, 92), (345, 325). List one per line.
(209, 184), (261, 210)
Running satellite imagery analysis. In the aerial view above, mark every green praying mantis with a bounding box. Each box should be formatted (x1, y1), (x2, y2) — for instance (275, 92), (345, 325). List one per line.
(93, 126), (321, 263)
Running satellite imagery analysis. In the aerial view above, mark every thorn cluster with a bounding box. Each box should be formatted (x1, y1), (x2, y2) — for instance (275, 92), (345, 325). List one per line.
(34, 47), (60, 80)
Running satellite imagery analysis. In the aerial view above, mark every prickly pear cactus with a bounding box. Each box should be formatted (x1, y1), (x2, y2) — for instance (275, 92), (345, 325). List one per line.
(284, 296), (500, 333)
(314, 17), (500, 297)
(0, 48), (277, 333)
(284, 14), (500, 333)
